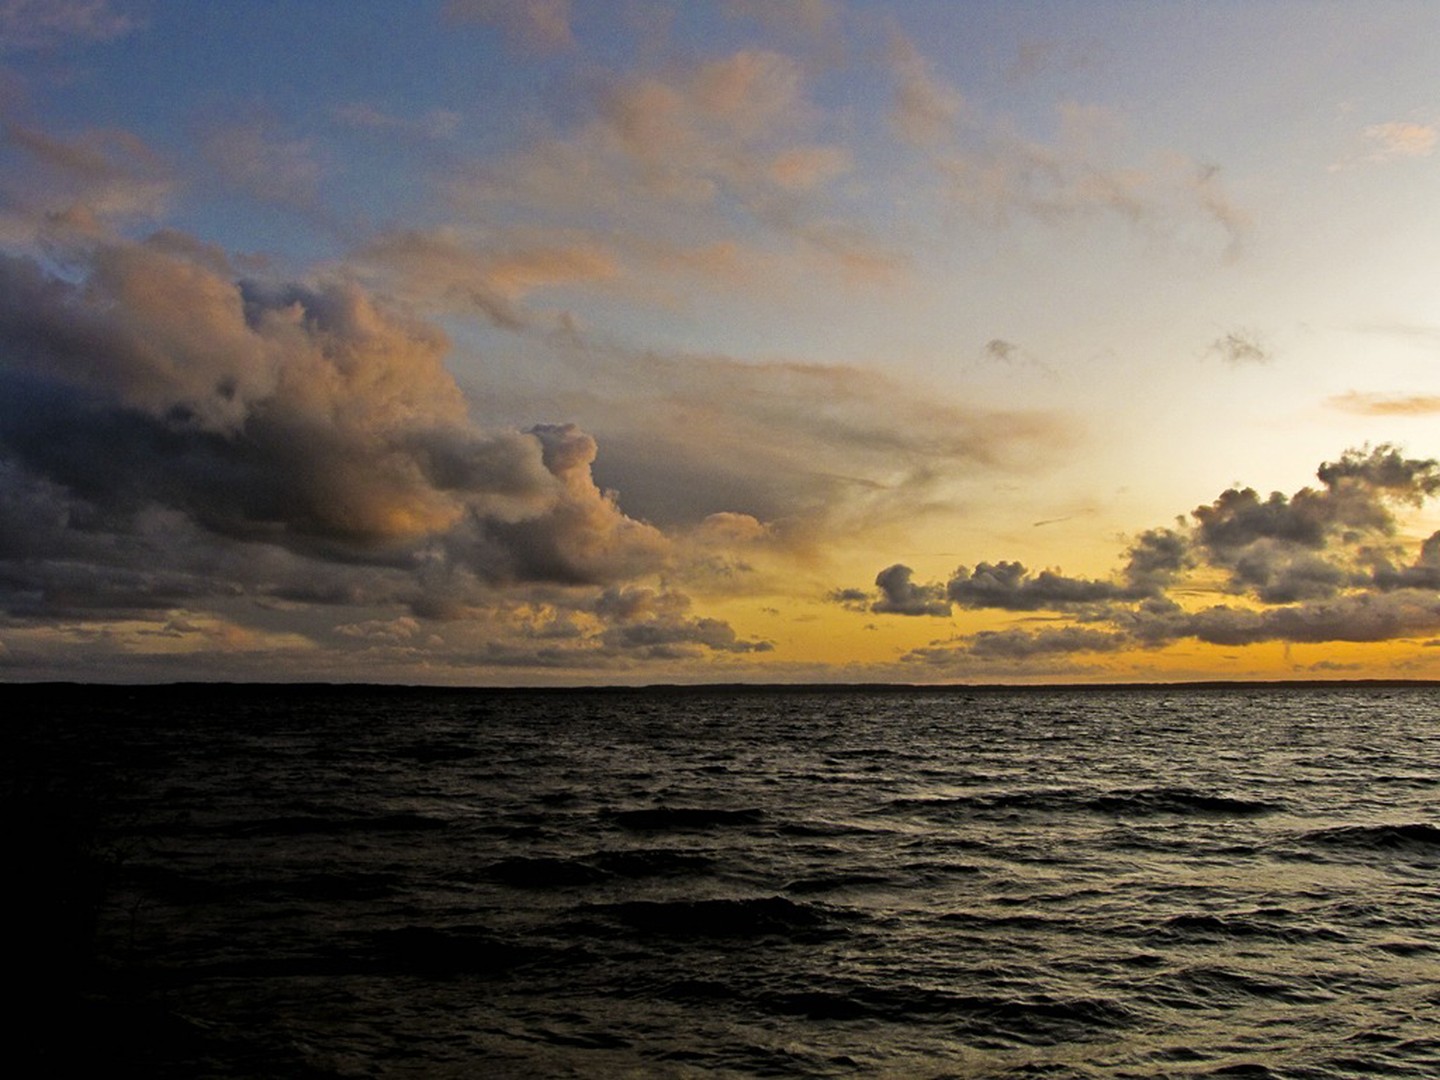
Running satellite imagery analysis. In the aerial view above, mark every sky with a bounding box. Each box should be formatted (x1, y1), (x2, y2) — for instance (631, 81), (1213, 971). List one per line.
(3, 0), (1440, 685)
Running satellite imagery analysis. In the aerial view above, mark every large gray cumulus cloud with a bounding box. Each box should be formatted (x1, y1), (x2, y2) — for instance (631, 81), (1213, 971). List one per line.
(0, 234), (775, 667)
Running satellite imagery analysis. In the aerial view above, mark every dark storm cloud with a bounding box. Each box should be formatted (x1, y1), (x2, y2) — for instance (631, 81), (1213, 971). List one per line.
(0, 238), (704, 620)
(866, 445), (1440, 663)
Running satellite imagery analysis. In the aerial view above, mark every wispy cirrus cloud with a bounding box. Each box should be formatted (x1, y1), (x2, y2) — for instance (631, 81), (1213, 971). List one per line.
(443, 0), (574, 53)
(0, 0), (133, 50)
(1360, 120), (1437, 162)
(1328, 391), (1440, 416)
(887, 36), (1249, 256)
(2, 122), (172, 237)
(1330, 118), (1439, 171)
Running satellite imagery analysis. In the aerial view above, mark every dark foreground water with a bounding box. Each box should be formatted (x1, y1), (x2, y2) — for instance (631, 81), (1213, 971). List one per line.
(5, 684), (1439, 1078)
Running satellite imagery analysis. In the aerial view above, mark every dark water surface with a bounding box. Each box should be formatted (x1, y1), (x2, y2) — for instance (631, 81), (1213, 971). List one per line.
(6, 684), (1439, 1077)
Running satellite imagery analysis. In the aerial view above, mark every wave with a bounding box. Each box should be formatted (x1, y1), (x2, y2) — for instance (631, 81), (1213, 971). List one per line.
(783, 872), (893, 894)
(1147, 911), (1348, 945)
(1301, 822), (1440, 850)
(219, 812), (448, 838)
(574, 895), (836, 939)
(483, 855), (611, 888)
(661, 973), (1137, 1035)
(603, 806), (766, 830)
(588, 847), (716, 878)
(888, 785), (1279, 819)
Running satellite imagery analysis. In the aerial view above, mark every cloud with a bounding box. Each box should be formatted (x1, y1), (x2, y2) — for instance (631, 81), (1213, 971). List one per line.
(1119, 590), (1440, 648)
(201, 121), (323, 208)
(859, 445), (1440, 664)
(723, 0), (837, 44)
(0, 236), (673, 584)
(518, 341), (1073, 538)
(596, 586), (772, 656)
(446, 48), (878, 280)
(984, 338), (1019, 363)
(872, 563), (950, 617)
(1327, 392), (1440, 416)
(1361, 120), (1437, 162)
(331, 103), (462, 142)
(1206, 329), (1271, 366)
(3, 123), (172, 233)
(0, 231), (797, 675)
(960, 626), (1127, 660)
(0, 0), (132, 49)
(944, 562), (1133, 611)
(888, 39), (1248, 254)
(351, 227), (618, 329)
(443, 0), (574, 52)
(888, 35), (966, 147)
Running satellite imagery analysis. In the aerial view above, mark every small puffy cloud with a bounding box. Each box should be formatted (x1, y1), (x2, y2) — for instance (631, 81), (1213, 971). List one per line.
(984, 338), (1019, 363)
(1206, 329), (1271, 366)
(947, 561), (1148, 611)
(872, 563), (950, 617)
(1122, 527), (1191, 591)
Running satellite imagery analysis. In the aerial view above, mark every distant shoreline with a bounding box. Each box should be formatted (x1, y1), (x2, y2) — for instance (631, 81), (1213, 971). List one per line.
(4, 679), (1438, 694)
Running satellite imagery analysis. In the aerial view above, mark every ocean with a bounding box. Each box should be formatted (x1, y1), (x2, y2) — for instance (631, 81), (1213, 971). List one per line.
(6, 684), (1438, 1078)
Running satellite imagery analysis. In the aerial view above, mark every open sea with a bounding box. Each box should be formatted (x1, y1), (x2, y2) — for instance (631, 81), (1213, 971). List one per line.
(6, 683), (1439, 1078)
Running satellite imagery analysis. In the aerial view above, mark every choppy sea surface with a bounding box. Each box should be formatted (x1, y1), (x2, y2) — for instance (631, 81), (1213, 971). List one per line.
(6, 684), (1440, 1078)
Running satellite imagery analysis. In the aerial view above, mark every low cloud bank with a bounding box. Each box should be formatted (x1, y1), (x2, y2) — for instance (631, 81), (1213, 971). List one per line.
(849, 445), (1440, 666)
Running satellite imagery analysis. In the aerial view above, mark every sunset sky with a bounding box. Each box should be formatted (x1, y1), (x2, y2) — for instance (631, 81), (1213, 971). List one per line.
(4, 0), (1440, 684)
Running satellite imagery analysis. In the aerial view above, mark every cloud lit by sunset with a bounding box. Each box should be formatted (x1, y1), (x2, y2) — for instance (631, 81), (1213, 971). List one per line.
(3, 0), (1440, 683)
